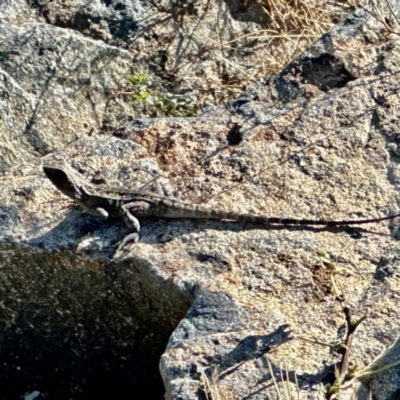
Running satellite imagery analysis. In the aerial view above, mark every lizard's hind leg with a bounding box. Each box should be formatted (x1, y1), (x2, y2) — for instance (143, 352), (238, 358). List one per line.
(121, 206), (141, 232)
(119, 201), (153, 245)
(121, 201), (153, 231)
(118, 204), (142, 246)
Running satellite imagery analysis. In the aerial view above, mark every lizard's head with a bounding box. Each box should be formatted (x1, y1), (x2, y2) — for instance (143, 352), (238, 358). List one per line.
(43, 166), (78, 199)
(43, 164), (115, 218)
(43, 165), (90, 202)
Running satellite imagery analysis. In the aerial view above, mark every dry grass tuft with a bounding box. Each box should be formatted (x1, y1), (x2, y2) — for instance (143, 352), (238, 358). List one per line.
(124, 0), (358, 117)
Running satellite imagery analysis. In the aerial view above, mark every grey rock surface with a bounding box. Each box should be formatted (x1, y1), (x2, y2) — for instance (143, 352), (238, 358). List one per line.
(1, 1), (400, 399)
(31, 0), (146, 46)
(0, 21), (131, 168)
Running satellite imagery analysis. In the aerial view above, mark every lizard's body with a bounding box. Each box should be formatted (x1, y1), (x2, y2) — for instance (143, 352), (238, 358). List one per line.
(43, 162), (400, 236)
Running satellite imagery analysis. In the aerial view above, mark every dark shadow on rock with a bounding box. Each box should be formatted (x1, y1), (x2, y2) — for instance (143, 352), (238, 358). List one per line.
(219, 324), (293, 378)
(28, 207), (127, 256)
(0, 214), (194, 399)
(373, 255), (399, 281)
(137, 217), (394, 245)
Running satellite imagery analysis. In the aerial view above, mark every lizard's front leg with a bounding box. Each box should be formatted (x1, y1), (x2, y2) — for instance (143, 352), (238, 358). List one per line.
(76, 199), (110, 219)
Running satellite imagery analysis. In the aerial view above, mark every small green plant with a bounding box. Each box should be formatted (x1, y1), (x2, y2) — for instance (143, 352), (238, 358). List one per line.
(131, 89), (151, 101)
(127, 72), (197, 117)
(154, 95), (197, 117)
(128, 73), (151, 102)
(128, 73), (149, 86)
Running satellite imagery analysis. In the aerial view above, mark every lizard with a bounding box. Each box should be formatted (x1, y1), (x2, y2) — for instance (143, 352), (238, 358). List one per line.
(42, 160), (400, 241)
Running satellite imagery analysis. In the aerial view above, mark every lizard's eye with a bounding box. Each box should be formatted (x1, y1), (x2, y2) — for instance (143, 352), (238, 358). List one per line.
(43, 167), (77, 200)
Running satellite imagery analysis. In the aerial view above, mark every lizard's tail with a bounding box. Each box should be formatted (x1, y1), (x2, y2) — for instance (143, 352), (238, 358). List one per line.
(171, 204), (400, 226)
